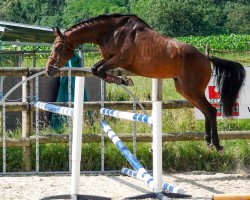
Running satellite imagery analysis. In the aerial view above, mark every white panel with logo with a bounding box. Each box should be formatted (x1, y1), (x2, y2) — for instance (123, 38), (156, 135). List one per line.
(194, 67), (250, 119)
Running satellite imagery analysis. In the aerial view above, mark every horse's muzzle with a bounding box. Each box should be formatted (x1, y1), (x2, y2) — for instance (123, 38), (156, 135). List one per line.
(46, 66), (59, 77)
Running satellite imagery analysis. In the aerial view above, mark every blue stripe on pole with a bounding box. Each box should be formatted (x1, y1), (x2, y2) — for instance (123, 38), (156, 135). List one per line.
(122, 168), (137, 178)
(162, 183), (174, 192)
(142, 172), (148, 178)
(147, 178), (153, 185)
(132, 114), (139, 121)
(143, 116), (149, 123)
(122, 168), (183, 193)
(100, 108), (152, 124)
(45, 104), (60, 113)
(33, 101), (74, 117)
(101, 120), (143, 171)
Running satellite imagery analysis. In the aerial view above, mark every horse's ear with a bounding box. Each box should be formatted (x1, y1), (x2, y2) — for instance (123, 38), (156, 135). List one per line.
(52, 27), (63, 37)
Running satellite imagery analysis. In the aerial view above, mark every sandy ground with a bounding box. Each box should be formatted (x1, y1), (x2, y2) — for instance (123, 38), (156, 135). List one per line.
(0, 172), (249, 200)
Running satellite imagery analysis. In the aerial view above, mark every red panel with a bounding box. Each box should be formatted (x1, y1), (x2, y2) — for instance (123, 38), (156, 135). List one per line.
(208, 86), (220, 99)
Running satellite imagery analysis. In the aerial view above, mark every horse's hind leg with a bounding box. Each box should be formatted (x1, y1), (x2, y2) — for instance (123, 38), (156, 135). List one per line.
(196, 97), (223, 151)
(204, 117), (212, 147)
(174, 78), (223, 152)
(174, 79), (212, 146)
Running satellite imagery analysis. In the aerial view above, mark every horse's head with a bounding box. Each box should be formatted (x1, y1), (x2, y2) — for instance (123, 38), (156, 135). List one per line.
(46, 27), (74, 77)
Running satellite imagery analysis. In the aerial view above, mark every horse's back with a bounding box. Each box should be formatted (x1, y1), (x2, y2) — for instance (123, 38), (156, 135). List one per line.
(128, 29), (190, 77)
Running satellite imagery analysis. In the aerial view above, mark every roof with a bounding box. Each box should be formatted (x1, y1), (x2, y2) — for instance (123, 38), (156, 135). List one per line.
(0, 21), (56, 44)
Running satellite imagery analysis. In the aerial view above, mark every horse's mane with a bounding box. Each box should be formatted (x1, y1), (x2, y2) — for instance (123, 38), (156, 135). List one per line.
(65, 13), (151, 32)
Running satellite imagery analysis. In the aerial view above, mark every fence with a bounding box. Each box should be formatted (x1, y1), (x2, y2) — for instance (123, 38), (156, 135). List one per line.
(1, 67), (250, 175)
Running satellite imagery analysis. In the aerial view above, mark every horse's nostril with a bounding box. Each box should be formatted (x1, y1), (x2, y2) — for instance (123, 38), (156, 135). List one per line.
(47, 66), (58, 77)
(46, 70), (52, 77)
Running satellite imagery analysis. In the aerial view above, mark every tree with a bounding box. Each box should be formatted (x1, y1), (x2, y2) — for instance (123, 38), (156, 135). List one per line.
(0, 0), (249, 36)
(131, 0), (228, 36)
(0, 0), (41, 24)
(38, 0), (66, 27)
(62, 0), (130, 28)
(224, 2), (250, 34)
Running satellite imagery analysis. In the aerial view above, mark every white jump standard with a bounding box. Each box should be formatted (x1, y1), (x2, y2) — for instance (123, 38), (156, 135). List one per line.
(33, 77), (111, 200)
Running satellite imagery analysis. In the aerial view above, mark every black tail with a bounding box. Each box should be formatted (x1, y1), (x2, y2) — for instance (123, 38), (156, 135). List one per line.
(209, 56), (245, 117)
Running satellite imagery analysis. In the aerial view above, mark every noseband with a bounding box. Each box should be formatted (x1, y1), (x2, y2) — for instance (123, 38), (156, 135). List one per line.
(48, 36), (74, 70)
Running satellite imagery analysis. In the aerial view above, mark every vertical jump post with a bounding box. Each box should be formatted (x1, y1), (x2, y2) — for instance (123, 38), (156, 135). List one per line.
(70, 76), (111, 200)
(150, 79), (191, 199)
(152, 78), (163, 194)
(70, 76), (85, 197)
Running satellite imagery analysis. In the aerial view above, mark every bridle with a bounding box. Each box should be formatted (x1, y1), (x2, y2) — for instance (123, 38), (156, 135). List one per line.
(48, 35), (74, 70)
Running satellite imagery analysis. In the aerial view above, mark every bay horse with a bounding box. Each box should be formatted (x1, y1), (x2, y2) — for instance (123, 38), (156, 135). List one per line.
(46, 14), (245, 153)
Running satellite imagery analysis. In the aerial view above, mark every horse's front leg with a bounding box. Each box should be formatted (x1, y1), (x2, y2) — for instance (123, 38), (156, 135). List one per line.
(97, 62), (124, 85)
(91, 60), (105, 76)
(91, 60), (119, 83)
(97, 58), (133, 86)
(92, 60), (123, 84)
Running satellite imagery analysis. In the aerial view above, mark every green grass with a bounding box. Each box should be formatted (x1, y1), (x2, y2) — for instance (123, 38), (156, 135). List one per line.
(211, 51), (250, 66)
(1, 140), (249, 173)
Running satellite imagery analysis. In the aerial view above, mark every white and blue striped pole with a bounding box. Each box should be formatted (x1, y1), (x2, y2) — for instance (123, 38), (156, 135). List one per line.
(121, 168), (143, 181)
(102, 120), (184, 193)
(32, 101), (74, 117)
(121, 168), (184, 193)
(101, 120), (154, 189)
(100, 108), (152, 124)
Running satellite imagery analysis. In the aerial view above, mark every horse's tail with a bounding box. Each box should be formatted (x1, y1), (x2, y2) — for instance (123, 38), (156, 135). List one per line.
(209, 56), (245, 117)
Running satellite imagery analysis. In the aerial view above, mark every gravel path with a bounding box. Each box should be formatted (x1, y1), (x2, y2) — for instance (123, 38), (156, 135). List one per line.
(0, 172), (249, 200)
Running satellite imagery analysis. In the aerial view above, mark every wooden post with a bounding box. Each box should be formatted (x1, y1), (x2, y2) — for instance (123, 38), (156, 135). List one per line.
(21, 74), (32, 171)
(205, 44), (210, 56)
(152, 79), (162, 101)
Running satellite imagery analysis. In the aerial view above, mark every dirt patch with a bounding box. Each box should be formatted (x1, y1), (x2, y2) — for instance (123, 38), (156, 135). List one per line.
(0, 172), (249, 200)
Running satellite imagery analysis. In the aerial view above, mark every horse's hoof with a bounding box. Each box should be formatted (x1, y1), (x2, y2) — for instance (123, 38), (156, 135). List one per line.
(207, 143), (214, 150)
(104, 74), (123, 84)
(216, 146), (224, 155)
(218, 149), (224, 155)
(122, 77), (134, 86)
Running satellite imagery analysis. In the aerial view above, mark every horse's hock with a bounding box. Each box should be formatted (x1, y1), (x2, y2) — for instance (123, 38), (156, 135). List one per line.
(2, 76), (101, 129)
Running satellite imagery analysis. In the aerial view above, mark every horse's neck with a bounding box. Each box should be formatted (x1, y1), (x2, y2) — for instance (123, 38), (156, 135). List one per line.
(65, 21), (115, 46)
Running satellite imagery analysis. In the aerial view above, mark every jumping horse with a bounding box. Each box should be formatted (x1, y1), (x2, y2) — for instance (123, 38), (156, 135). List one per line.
(46, 14), (245, 153)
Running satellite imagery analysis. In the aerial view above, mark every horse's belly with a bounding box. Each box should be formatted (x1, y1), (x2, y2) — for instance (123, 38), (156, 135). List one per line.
(127, 63), (181, 78)
(130, 45), (183, 78)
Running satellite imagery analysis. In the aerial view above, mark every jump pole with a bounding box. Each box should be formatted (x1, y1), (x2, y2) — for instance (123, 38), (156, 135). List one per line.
(213, 194), (250, 200)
